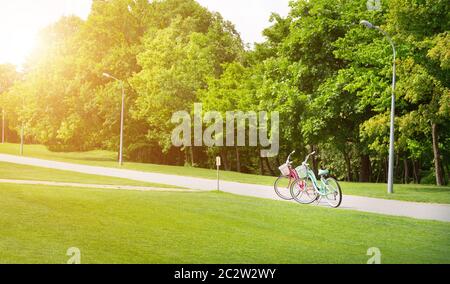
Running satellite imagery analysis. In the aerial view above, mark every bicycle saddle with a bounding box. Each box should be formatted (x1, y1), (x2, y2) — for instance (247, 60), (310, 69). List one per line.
(319, 169), (329, 176)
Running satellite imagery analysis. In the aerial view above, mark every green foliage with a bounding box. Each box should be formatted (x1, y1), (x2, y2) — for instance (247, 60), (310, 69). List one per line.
(0, 64), (18, 92)
(0, 0), (448, 184)
(130, 1), (243, 154)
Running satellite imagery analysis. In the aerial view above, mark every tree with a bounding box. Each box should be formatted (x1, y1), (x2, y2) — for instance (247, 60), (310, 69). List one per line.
(3, 0), (448, 183)
(0, 64), (18, 92)
(387, 0), (450, 185)
(131, 0), (243, 165)
(8, 16), (84, 149)
(0, 64), (20, 142)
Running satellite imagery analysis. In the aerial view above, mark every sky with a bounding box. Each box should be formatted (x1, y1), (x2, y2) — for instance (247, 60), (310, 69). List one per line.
(196, 0), (291, 44)
(0, 0), (291, 68)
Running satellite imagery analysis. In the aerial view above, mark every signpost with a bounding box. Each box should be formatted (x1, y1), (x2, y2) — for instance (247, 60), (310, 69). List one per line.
(216, 156), (221, 191)
(2, 109), (5, 144)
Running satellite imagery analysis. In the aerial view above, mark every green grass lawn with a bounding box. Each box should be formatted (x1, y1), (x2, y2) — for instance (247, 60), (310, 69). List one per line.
(0, 183), (449, 264)
(1, 143), (449, 204)
(0, 162), (181, 189)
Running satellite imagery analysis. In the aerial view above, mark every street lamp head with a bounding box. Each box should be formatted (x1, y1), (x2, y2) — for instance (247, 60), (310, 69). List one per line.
(360, 20), (375, 29)
(102, 72), (112, 78)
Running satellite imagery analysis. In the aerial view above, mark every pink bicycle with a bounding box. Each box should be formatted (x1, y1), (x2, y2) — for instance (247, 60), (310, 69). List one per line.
(274, 151), (306, 200)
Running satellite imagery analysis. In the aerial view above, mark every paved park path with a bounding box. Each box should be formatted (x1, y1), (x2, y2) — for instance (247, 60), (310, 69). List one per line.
(1, 153), (449, 222)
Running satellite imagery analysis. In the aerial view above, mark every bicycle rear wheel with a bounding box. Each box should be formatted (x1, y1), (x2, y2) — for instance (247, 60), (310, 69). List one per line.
(274, 175), (294, 200)
(290, 177), (318, 204)
(324, 177), (342, 208)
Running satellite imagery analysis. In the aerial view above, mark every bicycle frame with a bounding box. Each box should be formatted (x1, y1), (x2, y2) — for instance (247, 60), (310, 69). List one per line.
(285, 164), (300, 188)
(306, 168), (328, 196)
(290, 151), (342, 208)
(281, 150), (305, 191)
(300, 151), (332, 197)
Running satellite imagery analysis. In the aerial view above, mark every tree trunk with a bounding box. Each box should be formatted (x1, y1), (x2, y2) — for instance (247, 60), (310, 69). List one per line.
(276, 155), (281, 168)
(446, 163), (450, 184)
(403, 157), (409, 184)
(440, 162), (446, 185)
(222, 148), (230, 171)
(311, 145), (318, 177)
(412, 160), (418, 184)
(235, 146), (241, 173)
(259, 156), (265, 175)
(190, 147), (195, 167)
(376, 160), (382, 183)
(264, 157), (276, 176)
(359, 154), (371, 183)
(395, 154), (400, 181)
(413, 160), (421, 184)
(343, 149), (353, 182)
(432, 123), (444, 186)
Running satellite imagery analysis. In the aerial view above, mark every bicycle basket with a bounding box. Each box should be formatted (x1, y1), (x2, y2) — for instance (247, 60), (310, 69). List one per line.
(295, 165), (308, 179)
(278, 163), (290, 176)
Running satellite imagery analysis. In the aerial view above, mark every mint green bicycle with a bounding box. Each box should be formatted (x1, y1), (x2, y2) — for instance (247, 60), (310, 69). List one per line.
(290, 152), (342, 208)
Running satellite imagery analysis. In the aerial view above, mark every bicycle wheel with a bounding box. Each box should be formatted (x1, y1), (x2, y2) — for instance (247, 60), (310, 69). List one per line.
(274, 175), (294, 200)
(290, 177), (318, 204)
(323, 177), (342, 208)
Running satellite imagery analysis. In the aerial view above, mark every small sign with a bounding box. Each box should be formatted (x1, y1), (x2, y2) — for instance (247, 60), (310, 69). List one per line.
(216, 156), (221, 191)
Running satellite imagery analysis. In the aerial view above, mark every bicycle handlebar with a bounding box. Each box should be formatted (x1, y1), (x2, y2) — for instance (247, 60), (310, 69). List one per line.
(286, 150), (296, 164)
(285, 150), (317, 166)
(303, 151), (316, 164)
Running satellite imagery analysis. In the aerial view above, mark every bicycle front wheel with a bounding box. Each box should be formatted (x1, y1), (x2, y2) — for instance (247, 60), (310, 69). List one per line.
(324, 177), (342, 208)
(274, 175), (294, 200)
(290, 177), (318, 204)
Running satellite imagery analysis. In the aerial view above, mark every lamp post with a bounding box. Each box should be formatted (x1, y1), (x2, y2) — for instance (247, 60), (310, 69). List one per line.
(1, 85), (5, 144)
(20, 122), (24, 156)
(360, 20), (396, 194)
(1, 109), (4, 144)
(103, 72), (125, 166)
(20, 95), (25, 156)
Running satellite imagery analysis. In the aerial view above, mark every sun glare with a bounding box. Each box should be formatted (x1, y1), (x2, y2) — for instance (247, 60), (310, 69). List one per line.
(3, 32), (37, 68)
(0, 0), (92, 68)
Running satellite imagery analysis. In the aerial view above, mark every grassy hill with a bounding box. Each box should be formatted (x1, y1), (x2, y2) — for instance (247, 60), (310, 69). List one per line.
(0, 183), (449, 264)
